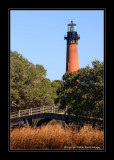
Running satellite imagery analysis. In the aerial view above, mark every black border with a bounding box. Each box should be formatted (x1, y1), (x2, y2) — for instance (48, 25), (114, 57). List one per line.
(8, 8), (107, 153)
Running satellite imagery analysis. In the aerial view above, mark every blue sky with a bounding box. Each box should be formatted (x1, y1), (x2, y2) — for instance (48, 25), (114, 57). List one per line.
(10, 10), (104, 81)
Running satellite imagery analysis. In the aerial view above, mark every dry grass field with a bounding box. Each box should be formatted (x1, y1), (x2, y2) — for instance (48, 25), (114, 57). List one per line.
(10, 123), (104, 150)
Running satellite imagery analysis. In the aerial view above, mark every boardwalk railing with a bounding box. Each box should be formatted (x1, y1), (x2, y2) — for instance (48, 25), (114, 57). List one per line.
(10, 106), (65, 119)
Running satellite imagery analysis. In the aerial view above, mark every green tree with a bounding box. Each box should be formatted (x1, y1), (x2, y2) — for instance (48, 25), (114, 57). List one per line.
(10, 51), (54, 111)
(36, 64), (47, 77)
(56, 60), (104, 120)
(51, 80), (63, 105)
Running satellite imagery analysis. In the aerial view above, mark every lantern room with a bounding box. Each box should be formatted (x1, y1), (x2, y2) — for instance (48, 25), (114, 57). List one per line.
(68, 21), (76, 32)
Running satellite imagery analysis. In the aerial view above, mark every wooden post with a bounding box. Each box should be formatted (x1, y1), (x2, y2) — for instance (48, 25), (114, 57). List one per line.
(52, 106), (53, 113)
(65, 106), (68, 115)
(42, 106), (43, 113)
(31, 107), (32, 115)
(19, 110), (20, 117)
(41, 106), (43, 113)
(53, 105), (55, 113)
(29, 109), (30, 115)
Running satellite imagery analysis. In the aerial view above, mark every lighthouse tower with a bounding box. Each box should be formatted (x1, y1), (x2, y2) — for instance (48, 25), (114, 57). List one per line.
(64, 21), (80, 72)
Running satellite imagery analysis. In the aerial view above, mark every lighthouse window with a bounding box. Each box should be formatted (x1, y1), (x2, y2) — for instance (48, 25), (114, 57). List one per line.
(68, 26), (70, 32)
(70, 26), (74, 32)
(68, 26), (74, 32)
(68, 25), (76, 32)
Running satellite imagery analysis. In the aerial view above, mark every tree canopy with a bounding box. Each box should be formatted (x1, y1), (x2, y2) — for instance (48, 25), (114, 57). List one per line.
(10, 51), (61, 111)
(56, 60), (104, 120)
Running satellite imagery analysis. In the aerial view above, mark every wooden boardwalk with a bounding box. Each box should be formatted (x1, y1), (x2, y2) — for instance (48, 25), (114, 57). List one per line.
(11, 106), (65, 119)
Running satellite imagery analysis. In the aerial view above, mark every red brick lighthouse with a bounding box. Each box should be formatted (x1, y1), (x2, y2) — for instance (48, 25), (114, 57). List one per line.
(64, 21), (80, 72)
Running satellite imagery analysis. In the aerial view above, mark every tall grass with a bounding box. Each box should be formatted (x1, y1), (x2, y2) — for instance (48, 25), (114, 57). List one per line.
(10, 124), (104, 150)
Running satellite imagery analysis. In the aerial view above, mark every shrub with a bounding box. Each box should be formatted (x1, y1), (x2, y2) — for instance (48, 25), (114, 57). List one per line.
(48, 119), (59, 125)
(10, 124), (104, 150)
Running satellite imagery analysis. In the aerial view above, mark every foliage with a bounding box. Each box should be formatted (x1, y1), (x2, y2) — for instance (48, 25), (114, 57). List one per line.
(51, 80), (63, 104)
(56, 60), (104, 119)
(48, 119), (59, 125)
(10, 51), (59, 111)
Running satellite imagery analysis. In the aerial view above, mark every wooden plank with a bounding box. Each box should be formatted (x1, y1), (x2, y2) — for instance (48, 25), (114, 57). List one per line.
(31, 110), (41, 114)
(20, 109), (29, 112)
(11, 115), (18, 118)
(19, 112), (29, 116)
(31, 108), (42, 112)
(32, 106), (41, 109)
